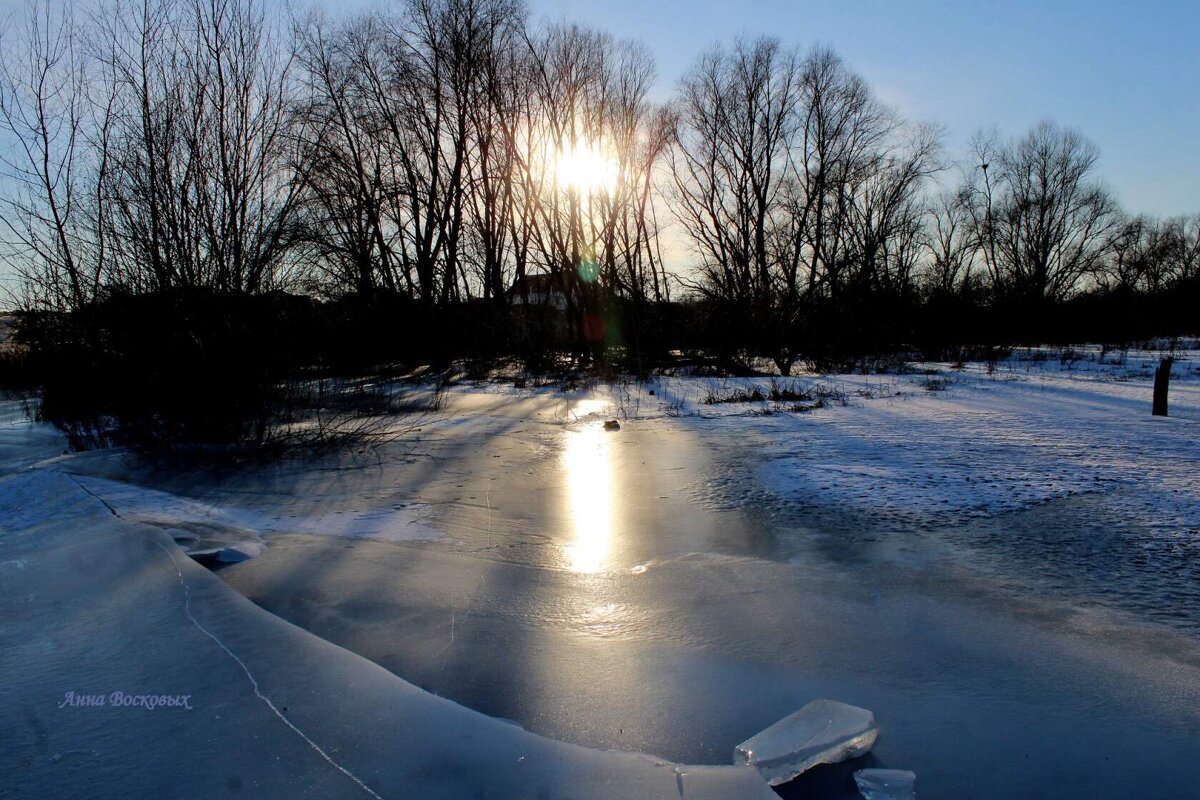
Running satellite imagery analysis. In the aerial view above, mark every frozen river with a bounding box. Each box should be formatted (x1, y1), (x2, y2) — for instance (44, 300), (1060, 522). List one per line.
(4, 350), (1200, 798)
(145, 359), (1200, 797)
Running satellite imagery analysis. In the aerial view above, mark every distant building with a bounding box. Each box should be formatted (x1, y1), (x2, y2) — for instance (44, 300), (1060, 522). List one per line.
(508, 272), (571, 311)
(0, 313), (18, 349)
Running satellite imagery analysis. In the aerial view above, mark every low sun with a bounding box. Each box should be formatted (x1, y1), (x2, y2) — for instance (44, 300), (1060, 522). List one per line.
(555, 142), (618, 193)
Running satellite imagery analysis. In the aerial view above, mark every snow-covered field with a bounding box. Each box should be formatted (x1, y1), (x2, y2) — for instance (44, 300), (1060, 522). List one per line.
(2, 343), (1199, 799)
(596, 344), (1197, 520)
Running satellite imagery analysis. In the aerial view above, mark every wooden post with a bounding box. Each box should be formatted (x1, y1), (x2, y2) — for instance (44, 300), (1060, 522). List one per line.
(1152, 357), (1173, 417)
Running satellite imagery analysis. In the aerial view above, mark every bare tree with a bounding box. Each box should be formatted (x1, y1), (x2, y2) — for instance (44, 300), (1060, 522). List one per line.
(669, 37), (801, 316)
(290, 1), (667, 347)
(960, 120), (1119, 303)
(0, 0), (107, 310)
(923, 189), (977, 296)
(840, 123), (941, 298)
(521, 22), (609, 325)
(1154, 214), (1200, 290)
(515, 23), (666, 352)
(780, 47), (894, 303)
(293, 14), (398, 295)
(669, 41), (941, 369)
(91, 0), (299, 295)
(460, 0), (527, 307)
(1104, 213), (1200, 295)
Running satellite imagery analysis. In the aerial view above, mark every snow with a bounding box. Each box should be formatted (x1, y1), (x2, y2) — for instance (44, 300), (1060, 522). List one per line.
(612, 346), (1200, 532)
(733, 699), (878, 785)
(0, 397), (67, 476)
(854, 768), (916, 800)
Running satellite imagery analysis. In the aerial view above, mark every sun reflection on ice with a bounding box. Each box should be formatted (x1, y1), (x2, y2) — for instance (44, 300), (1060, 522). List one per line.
(567, 397), (609, 420)
(563, 424), (614, 573)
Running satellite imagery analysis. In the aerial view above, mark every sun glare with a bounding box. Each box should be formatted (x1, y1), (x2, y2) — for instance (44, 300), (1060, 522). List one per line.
(563, 423), (613, 573)
(555, 143), (618, 193)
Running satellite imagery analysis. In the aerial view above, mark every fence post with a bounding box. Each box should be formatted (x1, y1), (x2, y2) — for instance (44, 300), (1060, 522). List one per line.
(1152, 357), (1172, 417)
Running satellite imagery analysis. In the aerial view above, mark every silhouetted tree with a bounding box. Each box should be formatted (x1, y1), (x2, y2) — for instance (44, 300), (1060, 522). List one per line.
(0, 1), (108, 310)
(922, 190), (978, 296)
(961, 120), (1119, 305)
(669, 37), (801, 367)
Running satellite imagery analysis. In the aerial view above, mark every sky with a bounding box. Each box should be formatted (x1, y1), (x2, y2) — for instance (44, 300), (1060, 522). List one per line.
(0, 0), (1195, 220)
(515, 0), (1199, 218)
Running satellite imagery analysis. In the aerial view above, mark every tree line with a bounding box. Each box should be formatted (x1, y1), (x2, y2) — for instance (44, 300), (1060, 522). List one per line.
(1, 0), (1196, 373)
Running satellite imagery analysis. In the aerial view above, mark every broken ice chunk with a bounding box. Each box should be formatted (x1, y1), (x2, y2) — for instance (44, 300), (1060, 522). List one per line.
(854, 768), (916, 800)
(733, 699), (878, 786)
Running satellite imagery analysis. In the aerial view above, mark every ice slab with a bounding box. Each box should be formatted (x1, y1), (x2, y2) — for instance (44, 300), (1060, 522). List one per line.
(733, 699), (878, 785)
(854, 768), (916, 799)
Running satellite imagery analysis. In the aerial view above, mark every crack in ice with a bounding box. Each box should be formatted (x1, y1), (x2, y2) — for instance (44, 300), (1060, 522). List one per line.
(151, 537), (387, 800)
(68, 474), (386, 800)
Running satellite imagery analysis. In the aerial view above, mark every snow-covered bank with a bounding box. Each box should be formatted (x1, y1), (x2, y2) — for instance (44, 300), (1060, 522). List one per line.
(0, 467), (778, 799)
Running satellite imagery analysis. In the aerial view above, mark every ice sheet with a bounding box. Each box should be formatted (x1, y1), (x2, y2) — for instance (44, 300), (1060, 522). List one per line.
(0, 469), (777, 799)
(5, 347), (1200, 800)
(734, 699), (878, 785)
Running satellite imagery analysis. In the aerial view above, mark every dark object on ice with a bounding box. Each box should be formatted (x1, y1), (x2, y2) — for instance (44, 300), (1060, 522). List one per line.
(189, 545), (257, 571)
(1152, 357), (1172, 416)
(648, 389), (655, 396)
(603, 420), (621, 431)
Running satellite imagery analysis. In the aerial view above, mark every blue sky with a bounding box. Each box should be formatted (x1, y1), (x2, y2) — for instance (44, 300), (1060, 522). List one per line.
(523, 0), (1199, 217)
(0, 0), (1195, 216)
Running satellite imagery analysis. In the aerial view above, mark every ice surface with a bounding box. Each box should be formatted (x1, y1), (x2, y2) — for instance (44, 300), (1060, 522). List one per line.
(733, 699), (878, 785)
(673, 765), (780, 799)
(7, 352), (1200, 800)
(854, 768), (916, 799)
(0, 469), (779, 799)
